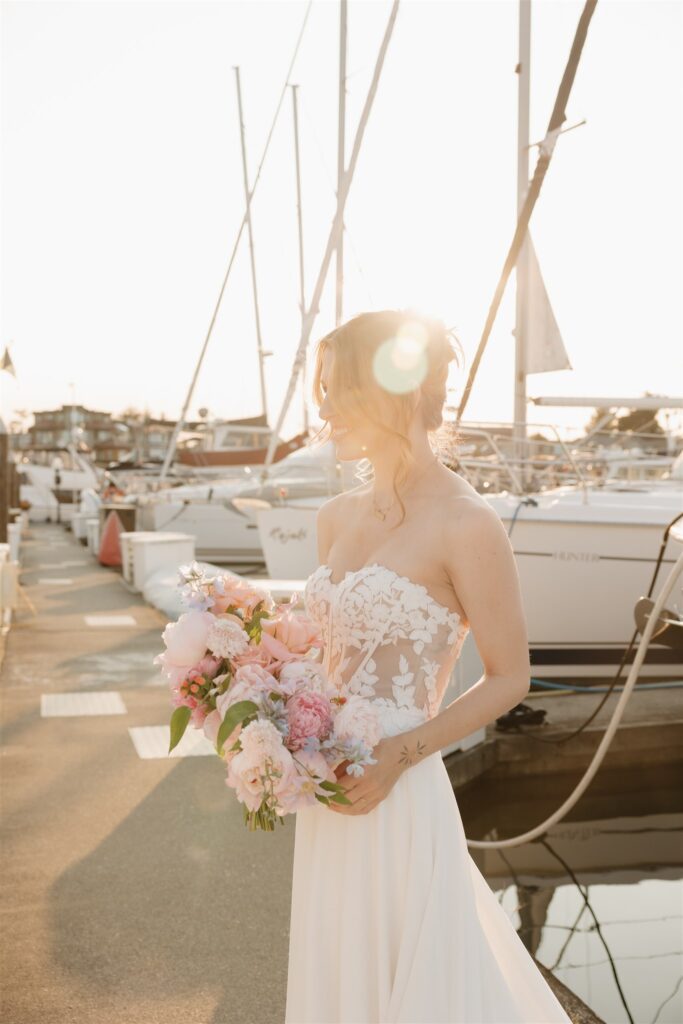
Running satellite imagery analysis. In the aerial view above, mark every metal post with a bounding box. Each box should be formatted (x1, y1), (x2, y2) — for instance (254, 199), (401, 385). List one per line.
(261, 0), (401, 476)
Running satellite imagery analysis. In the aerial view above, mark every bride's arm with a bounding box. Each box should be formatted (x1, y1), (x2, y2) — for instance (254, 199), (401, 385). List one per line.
(390, 499), (531, 770)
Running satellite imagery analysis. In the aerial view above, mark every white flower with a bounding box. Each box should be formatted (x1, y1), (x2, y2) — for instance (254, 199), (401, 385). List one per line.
(206, 617), (250, 660)
(332, 694), (382, 749)
(153, 609), (213, 684)
(239, 718), (288, 768)
(278, 659), (330, 697)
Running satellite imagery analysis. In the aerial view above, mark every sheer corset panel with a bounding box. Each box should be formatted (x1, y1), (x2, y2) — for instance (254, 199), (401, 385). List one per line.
(304, 563), (470, 736)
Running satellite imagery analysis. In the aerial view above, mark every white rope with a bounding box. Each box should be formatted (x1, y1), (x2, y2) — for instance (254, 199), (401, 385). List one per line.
(466, 548), (683, 849)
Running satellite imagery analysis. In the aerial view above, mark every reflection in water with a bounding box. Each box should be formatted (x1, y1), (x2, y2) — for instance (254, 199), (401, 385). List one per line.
(457, 764), (683, 1024)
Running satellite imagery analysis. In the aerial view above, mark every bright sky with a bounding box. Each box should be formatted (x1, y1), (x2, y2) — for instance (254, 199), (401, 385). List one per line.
(2, 0), (682, 441)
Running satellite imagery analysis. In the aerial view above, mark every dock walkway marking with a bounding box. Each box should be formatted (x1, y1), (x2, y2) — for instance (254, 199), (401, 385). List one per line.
(84, 614), (137, 627)
(128, 725), (216, 759)
(37, 578), (73, 586)
(41, 691), (128, 717)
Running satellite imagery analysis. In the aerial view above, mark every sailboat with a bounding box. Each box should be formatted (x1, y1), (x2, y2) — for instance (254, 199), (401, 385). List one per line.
(252, 1), (683, 689)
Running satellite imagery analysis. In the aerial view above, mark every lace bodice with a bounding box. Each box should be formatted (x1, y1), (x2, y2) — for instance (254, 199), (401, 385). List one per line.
(304, 562), (470, 738)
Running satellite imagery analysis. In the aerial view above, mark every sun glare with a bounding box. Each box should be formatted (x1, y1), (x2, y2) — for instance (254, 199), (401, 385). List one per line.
(372, 321), (429, 394)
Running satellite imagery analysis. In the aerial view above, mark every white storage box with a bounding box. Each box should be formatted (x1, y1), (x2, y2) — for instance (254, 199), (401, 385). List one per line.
(122, 532), (196, 593)
(119, 531), (164, 588)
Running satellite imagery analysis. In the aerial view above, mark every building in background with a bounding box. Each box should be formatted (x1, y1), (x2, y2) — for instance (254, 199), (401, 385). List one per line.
(9, 405), (193, 468)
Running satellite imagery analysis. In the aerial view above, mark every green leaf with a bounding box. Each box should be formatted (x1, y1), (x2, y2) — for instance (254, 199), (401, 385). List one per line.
(330, 791), (352, 805)
(314, 793), (330, 804)
(318, 780), (340, 792)
(169, 705), (192, 753)
(215, 699), (259, 755)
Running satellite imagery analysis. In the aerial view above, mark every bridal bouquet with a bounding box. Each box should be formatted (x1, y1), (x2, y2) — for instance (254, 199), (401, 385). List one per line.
(153, 562), (380, 830)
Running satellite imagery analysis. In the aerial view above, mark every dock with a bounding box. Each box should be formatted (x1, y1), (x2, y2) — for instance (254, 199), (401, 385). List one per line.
(1, 523), (294, 1024)
(0, 522), (643, 1023)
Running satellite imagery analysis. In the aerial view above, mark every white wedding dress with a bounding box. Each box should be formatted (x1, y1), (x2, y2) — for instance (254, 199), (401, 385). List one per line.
(285, 563), (571, 1024)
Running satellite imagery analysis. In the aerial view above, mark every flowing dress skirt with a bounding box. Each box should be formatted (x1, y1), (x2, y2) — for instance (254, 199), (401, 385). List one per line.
(285, 745), (571, 1024)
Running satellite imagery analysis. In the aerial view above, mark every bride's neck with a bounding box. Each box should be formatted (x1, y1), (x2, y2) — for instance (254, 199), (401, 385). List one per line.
(368, 434), (436, 500)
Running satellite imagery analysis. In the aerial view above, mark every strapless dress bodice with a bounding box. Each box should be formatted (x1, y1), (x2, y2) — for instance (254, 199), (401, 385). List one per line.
(304, 562), (469, 736)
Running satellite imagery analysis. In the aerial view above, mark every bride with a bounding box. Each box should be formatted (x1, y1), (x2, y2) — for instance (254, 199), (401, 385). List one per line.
(285, 309), (571, 1024)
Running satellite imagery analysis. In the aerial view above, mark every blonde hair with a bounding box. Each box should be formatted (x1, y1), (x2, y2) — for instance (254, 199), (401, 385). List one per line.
(311, 308), (464, 525)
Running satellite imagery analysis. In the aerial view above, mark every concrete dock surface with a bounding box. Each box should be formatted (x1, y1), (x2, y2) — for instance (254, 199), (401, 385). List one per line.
(0, 521), (650, 1023)
(2, 524), (294, 1024)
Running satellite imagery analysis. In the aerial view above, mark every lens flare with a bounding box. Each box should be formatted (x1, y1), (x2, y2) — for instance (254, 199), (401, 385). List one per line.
(372, 322), (429, 394)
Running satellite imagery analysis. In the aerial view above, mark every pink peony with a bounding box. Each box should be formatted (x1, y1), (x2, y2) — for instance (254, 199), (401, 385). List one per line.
(154, 609), (214, 685)
(286, 691), (334, 751)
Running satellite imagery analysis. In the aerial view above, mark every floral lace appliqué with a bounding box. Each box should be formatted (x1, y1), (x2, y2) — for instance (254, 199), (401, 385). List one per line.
(304, 563), (469, 726)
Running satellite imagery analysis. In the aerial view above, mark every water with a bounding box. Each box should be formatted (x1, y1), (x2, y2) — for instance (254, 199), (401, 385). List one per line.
(458, 763), (683, 1024)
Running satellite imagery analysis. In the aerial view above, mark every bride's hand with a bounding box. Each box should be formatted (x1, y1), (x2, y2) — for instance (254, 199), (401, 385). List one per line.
(328, 737), (405, 815)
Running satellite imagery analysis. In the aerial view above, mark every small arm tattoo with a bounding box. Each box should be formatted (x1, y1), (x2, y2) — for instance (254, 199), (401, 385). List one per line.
(398, 740), (427, 768)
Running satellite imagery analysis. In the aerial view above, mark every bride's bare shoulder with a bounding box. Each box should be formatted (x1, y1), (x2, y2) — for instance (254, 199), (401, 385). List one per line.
(316, 481), (369, 528)
(315, 482), (369, 558)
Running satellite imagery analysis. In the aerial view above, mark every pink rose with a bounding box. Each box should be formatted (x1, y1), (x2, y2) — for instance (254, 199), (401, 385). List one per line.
(210, 577), (272, 617)
(232, 643), (280, 673)
(233, 663), (278, 691)
(216, 666), (277, 719)
(261, 609), (321, 655)
(286, 691), (334, 751)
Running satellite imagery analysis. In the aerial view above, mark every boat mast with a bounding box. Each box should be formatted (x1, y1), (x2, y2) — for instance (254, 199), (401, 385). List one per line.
(235, 65), (269, 424)
(157, 2), (312, 483)
(290, 82), (309, 434)
(261, 0), (401, 476)
(514, 0), (531, 489)
(336, 0), (348, 327)
(453, 0), (597, 434)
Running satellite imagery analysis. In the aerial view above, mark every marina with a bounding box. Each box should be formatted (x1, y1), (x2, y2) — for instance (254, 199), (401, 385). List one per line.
(2, 0), (682, 1020)
(1, 498), (681, 1022)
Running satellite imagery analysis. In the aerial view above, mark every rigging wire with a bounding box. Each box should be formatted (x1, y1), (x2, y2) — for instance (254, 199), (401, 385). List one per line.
(298, 90), (376, 306)
(455, 0), (598, 424)
(159, 0), (314, 480)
